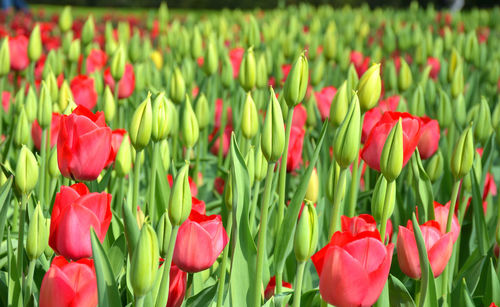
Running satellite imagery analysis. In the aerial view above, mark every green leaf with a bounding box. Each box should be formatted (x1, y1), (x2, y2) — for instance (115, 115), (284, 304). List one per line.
(90, 228), (122, 307)
(483, 258), (500, 306)
(122, 199), (140, 259)
(0, 178), (13, 242)
(452, 279), (475, 307)
(410, 151), (434, 222)
(275, 120), (329, 274)
(470, 166), (489, 256)
(388, 274), (416, 307)
(185, 284), (217, 307)
(452, 248), (485, 294)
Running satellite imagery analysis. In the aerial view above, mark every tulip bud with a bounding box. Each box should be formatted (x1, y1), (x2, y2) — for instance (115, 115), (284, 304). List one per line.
(181, 96), (199, 149)
(151, 94), (170, 142)
(241, 92), (259, 139)
(357, 63), (381, 112)
(168, 164), (192, 226)
(194, 93), (209, 131)
(448, 49), (461, 82)
(261, 87), (285, 163)
(159, 139), (170, 172)
(294, 201), (319, 262)
(473, 97), (492, 145)
(14, 106), (29, 147)
(464, 31), (479, 64)
(310, 56), (325, 87)
(329, 81), (349, 128)
(380, 119), (404, 182)
(224, 171), (233, 210)
(410, 85), (425, 117)
(455, 94), (467, 128)
(371, 175), (394, 221)
(13, 88), (24, 114)
(245, 15), (260, 47)
(203, 39), (218, 76)
(136, 207), (145, 229)
(59, 6), (73, 32)
(239, 47), (256, 92)
(129, 93), (153, 151)
(38, 82), (53, 129)
(68, 39), (81, 63)
(45, 70), (59, 102)
(130, 224), (159, 297)
(0, 37), (10, 77)
(26, 204), (49, 261)
(48, 147), (60, 178)
(170, 67), (186, 105)
(305, 168), (319, 203)
(436, 89), (452, 129)
(190, 27), (202, 59)
(451, 125), (474, 180)
(221, 53), (233, 89)
(426, 150), (444, 183)
(111, 46), (126, 81)
(334, 93), (361, 168)
(245, 146), (255, 188)
(451, 62), (464, 99)
(256, 54), (268, 89)
(81, 16), (95, 46)
(323, 23), (336, 61)
(283, 52), (309, 108)
(385, 60), (397, 92)
(128, 30), (141, 64)
(326, 161), (345, 202)
(115, 133), (132, 177)
(15, 146), (39, 194)
(24, 87), (37, 122)
(254, 143), (268, 181)
(157, 212), (172, 258)
(347, 63), (360, 94)
(28, 24), (42, 62)
(398, 58), (413, 92)
(58, 80), (73, 113)
(102, 86), (115, 123)
(62, 99), (78, 115)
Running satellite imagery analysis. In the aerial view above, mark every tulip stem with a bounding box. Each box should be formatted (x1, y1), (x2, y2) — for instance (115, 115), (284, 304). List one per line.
(24, 260), (35, 301)
(379, 180), (395, 243)
(218, 90), (229, 166)
(148, 142), (158, 223)
(132, 150), (142, 213)
(17, 193), (27, 290)
(216, 210), (233, 307)
(185, 147), (192, 163)
(347, 155), (360, 217)
(154, 225), (179, 307)
(135, 295), (145, 307)
(253, 163), (276, 307)
(113, 80), (120, 127)
(38, 128), (47, 210)
(249, 180), (261, 233)
(293, 261), (306, 307)
(328, 167), (348, 237)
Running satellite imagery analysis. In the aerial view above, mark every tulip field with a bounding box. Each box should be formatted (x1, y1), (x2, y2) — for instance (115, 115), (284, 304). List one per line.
(1, 2), (500, 306)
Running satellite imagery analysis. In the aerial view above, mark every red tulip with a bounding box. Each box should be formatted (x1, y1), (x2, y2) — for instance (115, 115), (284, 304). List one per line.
(2, 91), (11, 112)
(31, 112), (62, 151)
(341, 214), (393, 242)
(229, 47), (245, 79)
(350, 50), (370, 76)
(173, 211), (228, 273)
(209, 127), (231, 158)
(264, 276), (292, 300)
(426, 57), (441, 79)
(281, 64), (292, 83)
(70, 75), (98, 110)
(361, 95), (400, 143)
(312, 230), (393, 307)
(417, 116), (440, 159)
(57, 106), (112, 181)
(287, 126), (305, 172)
(361, 112), (421, 172)
(214, 98), (233, 130)
(483, 172), (497, 201)
(166, 264), (187, 307)
(191, 197), (206, 216)
(49, 183), (112, 260)
(432, 201), (460, 243)
(40, 256), (97, 307)
(85, 49), (108, 74)
(8, 35), (29, 71)
(105, 129), (127, 167)
(292, 104), (307, 128)
(103, 63), (135, 99)
(214, 177), (225, 195)
(397, 220), (453, 279)
(314, 86), (337, 121)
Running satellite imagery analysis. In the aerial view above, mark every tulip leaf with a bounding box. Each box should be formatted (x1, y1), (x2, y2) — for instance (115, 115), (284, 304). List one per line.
(452, 248), (485, 294)
(90, 228), (122, 307)
(483, 258), (500, 306)
(451, 279), (475, 307)
(410, 150), (434, 222)
(275, 120), (329, 274)
(0, 178), (13, 242)
(185, 284), (217, 307)
(122, 199), (140, 259)
(470, 166), (489, 256)
(388, 275), (415, 307)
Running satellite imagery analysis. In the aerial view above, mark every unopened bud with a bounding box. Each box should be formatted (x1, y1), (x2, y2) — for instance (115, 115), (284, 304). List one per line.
(241, 92), (259, 139)
(170, 67), (186, 105)
(426, 150), (444, 183)
(157, 212), (172, 258)
(294, 201), (319, 262)
(305, 168), (319, 203)
(203, 39), (218, 76)
(473, 97), (492, 145)
(81, 15), (95, 46)
(380, 119), (404, 182)
(451, 125), (474, 180)
(28, 24), (42, 62)
(59, 6), (73, 32)
(194, 93), (209, 131)
(130, 224), (159, 297)
(14, 106), (29, 147)
(168, 164), (192, 226)
(283, 52), (308, 107)
(181, 96), (199, 148)
(37, 82), (53, 129)
(334, 93), (360, 168)
(129, 93), (153, 151)
(15, 146), (39, 194)
(357, 63), (381, 112)
(398, 57), (413, 92)
(261, 87), (285, 163)
(329, 81), (348, 128)
(0, 37), (10, 77)
(110, 45), (126, 81)
(239, 47), (256, 92)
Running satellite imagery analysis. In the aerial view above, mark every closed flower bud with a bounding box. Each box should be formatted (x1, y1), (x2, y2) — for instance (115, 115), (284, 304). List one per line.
(241, 92), (259, 139)
(59, 6), (72, 32)
(221, 53), (233, 89)
(261, 87), (285, 163)
(451, 125), (474, 180)
(110, 45), (126, 81)
(464, 31), (479, 64)
(323, 24), (336, 61)
(305, 168), (319, 203)
(170, 67), (186, 105)
(25, 87), (37, 122)
(45, 70), (59, 102)
(239, 47), (256, 92)
(182, 96), (199, 148)
(371, 175), (394, 221)
(38, 82), (53, 129)
(130, 224), (159, 297)
(410, 85), (425, 117)
(436, 89), (452, 129)
(168, 164), (192, 226)
(14, 88), (24, 114)
(256, 54), (268, 89)
(451, 62), (464, 98)
(398, 58), (413, 92)
(448, 49), (460, 82)
(129, 93), (153, 151)
(385, 60), (397, 93)
(26, 204), (49, 261)
(305, 94), (317, 128)
(191, 27), (202, 59)
(48, 147), (60, 178)
(254, 143), (268, 181)
(157, 212), (172, 258)
(15, 146), (39, 194)
(136, 207), (145, 229)
(283, 52), (309, 108)
(334, 93), (361, 168)
(380, 118), (404, 182)
(68, 39), (81, 63)
(14, 106), (29, 147)
(329, 81), (348, 128)
(128, 30), (141, 64)
(58, 80), (73, 113)
(194, 93), (209, 131)
(115, 133), (132, 177)
(347, 63), (360, 94)
(357, 63), (381, 112)
(151, 92), (171, 141)
(28, 23), (42, 62)
(81, 15), (95, 46)
(203, 39), (218, 76)
(326, 161), (345, 202)
(310, 56), (325, 87)
(159, 139), (170, 171)
(294, 201), (319, 262)
(0, 37), (10, 77)
(455, 94), (467, 128)
(426, 150), (444, 183)
(103, 86), (115, 123)
(473, 97), (492, 145)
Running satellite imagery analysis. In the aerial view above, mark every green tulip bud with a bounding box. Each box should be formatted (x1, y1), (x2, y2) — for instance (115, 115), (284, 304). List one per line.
(181, 57), (194, 88)
(203, 39), (218, 76)
(245, 16), (260, 47)
(15, 146), (39, 194)
(294, 201), (319, 262)
(451, 62), (464, 99)
(0, 37), (10, 77)
(38, 82), (52, 129)
(410, 85), (425, 117)
(115, 133), (132, 177)
(326, 160), (345, 202)
(81, 16), (95, 46)
(310, 56), (325, 87)
(283, 52), (308, 107)
(168, 164), (192, 226)
(159, 139), (170, 172)
(158, 2), (169, 30)
(48, 147), (60, 178)
(473, 97), (492, 145)
(464, 31), (479, 64)
(241, 92), (259, 139)
(191, 27), (202, 59)
(436, 89), (452, 129)
(129, 93), (153, 151)
(58, 80), (73, 113)
(181, 96), (199, 149)
(117, 21), (130, 45)
(334, 93), (360, 168)
(26, 204), (49, 261)
(462, 151), (481, 193)
(170, 67), (186, 105)
(426, 150), (444, 183)
(103, 86), (115, 123)
(239, 47), (256, 92)
(357, 63), (381, 112)
(245, 146), (255, 188)
(448, 48), (460, 82)
(128, 30), (141, 64)
(305, 168), (319, 203)
(62, 31), (73, 56)
(24, 87), (37, 123)
(221, 53), (233, 89)
(157, 212), (172, 258)
(261, 87), (285, 163)
(63, 99), (78, 115)
(398, 57), (413, 92)
(371, 175), (394, 221)
(14, 88), (24, 114)
(380, 118), (404, 182)
(111, 45), (126, 81)
(323, 23), (336, 61)
(329, 81), (349, 128)
(451, 125), (474, 180)
(14, 106), (29, 147)
(130, 224), (159, 298)
(45, 70), (59, 103)
(28, 23), (42, 62)
(194, 93), (209, 131)
(455, 94), (467, 128)
(151, 93), (172, 141)
(68, 39), (81, 63)
(224, 171), (233, 210)
(385, 60), (397, 93)
(256, 54), (268, 89)
(59, 6), (73, 32)
(305, 93), (317, 128)
(254, 143), (268, 181)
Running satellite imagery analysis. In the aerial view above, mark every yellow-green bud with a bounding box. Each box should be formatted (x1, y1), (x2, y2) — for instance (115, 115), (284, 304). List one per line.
(158, 2), (169, 30)
(294, 201), (319, 262)
(38, 82), (52, 129)
(58, 80), (73, 113)
(14, 106), (29, 147)
(464, 31), (479, 64)
(45, 70), (59, 103)
(347, 63), (360, 94)
(310, 56), (325, 87)
(326, 160), (345, 202)
(437, 89), (452, 129)
(81, 15), (95, 46)
(115, 133), (132, 177)
(59, 6), (73, 32)
(48, 147), (60, 178)
(68, 39), (81, 63)
(168, 164), (192, 226)
(14, 88), (24, 114)
(191, 27), (202, 59)
(117, 21), (130, 46)
(334, 93), (361, 168)
(398, 57), (413, 92)
(380, 118), (404, 182)
(105, 22), (117, 56)
(181, 57), (194, 88)
(371, 175), (395, 221)
(254, 143), (268, 181)
(305, 93), (317, 128)
(0, 37), (10, 77)
(129, 93), (153, 151)
(473, 97), (492, 145)
(410, 85), (425, 117)
(26, 204), (49, 261)
(329, 81), (349, 128)
(323, 24), (336, 61)
(241, 92), (259, 139)
(426, 150), (444, 183)
(256, 54), (268, 89)
(130, 224), (159, 298)
(239, 47), (256, 92)
(28, 24), (42, 62)
(455, 94), (467, 128)
(128, 30), (141, 64)
(194, 93), (209, 131)
(15, 146), (39, 194)
(261, 87), (285, 163)
(357, 63), (381, 112)
(305, 168), (319, 203)
(203, 39), (218, 76)
(385, 60), (397, 92)
(151, 93), (171, 141)
(110, 45), (126, 81)
(221, 53), (233, 89)
(451, 125), (474, 180)
(448, 49), (460, 82)
(170, 67), (186, 105)
(181, 96), (199, 149)
(159, 139), (170, 172)
(283, 52), (308, 108)
(157, 212), (172, 258)
(103, 85), (115, 123)
(24, 87), (37, 122)
(451, 62), (464, 98)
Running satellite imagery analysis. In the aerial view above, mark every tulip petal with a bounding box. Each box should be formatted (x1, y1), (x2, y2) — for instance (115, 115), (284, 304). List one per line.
(397, 225), (422, 279)
(173, 219), (214, 272)
(427, 232), (453, 277)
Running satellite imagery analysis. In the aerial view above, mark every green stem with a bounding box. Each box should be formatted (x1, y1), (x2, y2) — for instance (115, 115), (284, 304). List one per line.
(135, 295), (145, 307)
(113, 79), (120, 127)
(379, 180), (396, 243)
(216, 210), (233, 307)
(249, 180), (261, 234)
(149, 143), (158, 223)
(24, 260), (36, 301)
(154, 226), (179, 307)
(0, 77), (4, 137)
(252, 163), (276, 307)
(194, 133), (202, 185)
(17, 194), (27, 288)
(132, 150), (142, 212)
(44, 127), (52, 207)
(38, 129), (47, 210)
(328, 168), (348, 237)
(347, 155), (360, 217)
(292, 261), (306, 307)
(218, 90), (229, 166)
(185, 147), (192, 163)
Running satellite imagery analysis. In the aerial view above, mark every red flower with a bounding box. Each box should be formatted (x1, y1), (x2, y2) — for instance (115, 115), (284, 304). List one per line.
(292, 104), (307, 128)
(314, 86), (337, 121)
(70, 75), (98, 110)
(229, 47), (245, 79)
(214, 177), (225, 195)
(426, 57), (441, 79)
(281, 64), (292, 83)
(264, 276), (292, 300)
(57, 106), (112, 181)
(214, 98), (233, 130)
(105, 129), (127, 167)
(191, 197), (206, 216)
(103, 63), (135, 99)
(312, 229), (393, 307)
(85, 49), (108, 74)
(173, 211), (228, 272)
(361, 96), (400, 143)
(287, 126), (305, 172)
(31, 113), (62, 151)
(350, 50), (370, 77)
(397, 220), (453, 279)
(483, 173), (497, 201)
(49, 183), (112, 260)
(40, 256), (97, 307)
(8, 35), (29, 71)
(209, 127), (231, 158)
(2, 91), (11, 112)
(417, 116), (440, 159)
(361, 112), (421, 171)
(341, 214), (393, 242)
(166, 264), (187, 307)
(432, 201), (460, 243)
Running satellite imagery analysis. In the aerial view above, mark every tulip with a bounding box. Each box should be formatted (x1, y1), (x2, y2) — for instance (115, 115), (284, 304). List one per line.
(39, 256), (97, 307)
(294, 202), (319, 262)
(59, 6), (73, 32)
(450, 125), (474, 180)
(14, 106), (29, 146)
(131, 224), (159, 297)
(57, 106), (112, 181)
(229, 47), (245, 79)
(105, 129), (127, 167)
(357, 63), (382, 112)
(115, 132), (132, 177)
(169, 67), (186, 105)
(397, 220), (454, 279)
(241, 92), (259, 139)
(264, 276), (292, 300)
(427, 57), (441, 79)
(28, 24), (42, 62)
(15, 146), (39, 194)
(286, 126), (305, 172)
(49, 183), (112, 260)
(103, 63), (135, 99)
(329, 81), (348, 128)
(85, 49), (108, 74)
(283, 52), (308, 107)
(314, 86), (337, 121)
(341, 214), (393, 242)
(361, 95), (400, 143)
(58, 80), (73, 112)
(334, 94), (361, 169)
(129, 93), (152, 151)
(380, 118), (404, 182)
(8, 35), (29, 71)
(417, 116), (440, 159)
(203, 39), (218, 76)
(262, 87), (285, 163)
(26, 204), (49, 261)
(168, 165), (192, 226)
(432, 201), (460, 242)
(70, 75), (98, 110)
(292, 104), (307, 128)
(0, 37), (10, 77)
(166, 264), (187, 307)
